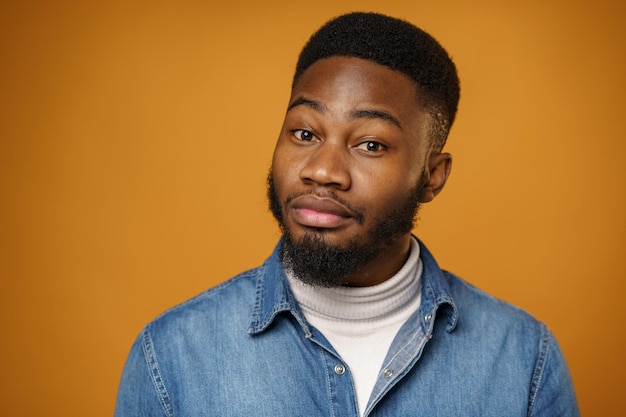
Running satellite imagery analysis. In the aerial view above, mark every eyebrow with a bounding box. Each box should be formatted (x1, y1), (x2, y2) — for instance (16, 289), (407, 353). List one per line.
(287, 97), (327, 112)
(287, 96), (403, 131)
(349, 109), (403, 130)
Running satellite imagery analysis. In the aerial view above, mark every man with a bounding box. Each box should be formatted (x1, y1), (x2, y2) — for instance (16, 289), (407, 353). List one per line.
(115, 12), (579, 416)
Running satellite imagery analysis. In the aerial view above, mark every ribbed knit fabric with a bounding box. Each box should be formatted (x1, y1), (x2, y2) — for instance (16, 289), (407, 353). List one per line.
(286, 237), (423, 416)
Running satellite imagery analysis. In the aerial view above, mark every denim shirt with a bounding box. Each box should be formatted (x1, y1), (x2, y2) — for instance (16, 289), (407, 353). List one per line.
(115, 240), (580, 417)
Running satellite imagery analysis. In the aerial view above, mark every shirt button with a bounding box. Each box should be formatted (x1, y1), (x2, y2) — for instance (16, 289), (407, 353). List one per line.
(334, 364), (345, 375)
(383, 368), (393, 378)
(424, 312), (432, 323)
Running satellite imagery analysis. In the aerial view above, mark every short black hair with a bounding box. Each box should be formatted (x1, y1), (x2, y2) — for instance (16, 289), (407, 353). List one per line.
(294, 12), (460, 150)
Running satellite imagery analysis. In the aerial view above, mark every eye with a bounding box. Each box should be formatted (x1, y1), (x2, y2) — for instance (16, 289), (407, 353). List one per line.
(292, 129), (315, 142)
(356, 141), (385, 153)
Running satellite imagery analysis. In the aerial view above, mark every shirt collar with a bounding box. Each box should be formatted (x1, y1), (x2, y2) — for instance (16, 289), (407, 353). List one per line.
(247, 241), (312, 336)
(416, 238), (459, 332)
(247, 237), (458, 335)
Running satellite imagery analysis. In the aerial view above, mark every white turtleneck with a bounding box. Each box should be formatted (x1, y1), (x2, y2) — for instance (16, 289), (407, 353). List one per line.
(286, 237), (423, 417)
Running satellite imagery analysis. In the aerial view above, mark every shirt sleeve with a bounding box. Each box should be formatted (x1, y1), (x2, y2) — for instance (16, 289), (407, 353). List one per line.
(114, 329), (171, 417)
(528, 326), (580, 417)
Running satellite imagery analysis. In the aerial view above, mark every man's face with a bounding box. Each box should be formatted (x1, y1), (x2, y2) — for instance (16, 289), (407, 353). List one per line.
(269, 56), (439, 287)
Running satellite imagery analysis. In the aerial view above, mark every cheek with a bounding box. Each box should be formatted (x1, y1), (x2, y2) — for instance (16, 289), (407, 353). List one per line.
(271, 145), (299, 197)
(353, 170), (419, 213)
(272, 136), (309, 177)
(368, 186), (406, 211)
(354, 161), (419, 192)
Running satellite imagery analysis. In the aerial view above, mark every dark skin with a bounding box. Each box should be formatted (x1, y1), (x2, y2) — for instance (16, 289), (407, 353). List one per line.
(271, 57), (452, 287)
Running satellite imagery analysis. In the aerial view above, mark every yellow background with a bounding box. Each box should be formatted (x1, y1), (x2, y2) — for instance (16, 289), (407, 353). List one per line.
(1, 0), (624, 415)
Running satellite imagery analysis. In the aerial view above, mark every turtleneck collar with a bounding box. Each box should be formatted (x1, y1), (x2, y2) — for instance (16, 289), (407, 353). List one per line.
(286, 237), (422, 323)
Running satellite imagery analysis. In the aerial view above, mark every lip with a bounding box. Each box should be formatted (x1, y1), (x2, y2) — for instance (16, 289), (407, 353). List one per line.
(290, 195), (354, 229)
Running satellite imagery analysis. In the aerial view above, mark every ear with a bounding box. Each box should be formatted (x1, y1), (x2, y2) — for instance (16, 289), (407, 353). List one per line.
(420, 152), (452, 203)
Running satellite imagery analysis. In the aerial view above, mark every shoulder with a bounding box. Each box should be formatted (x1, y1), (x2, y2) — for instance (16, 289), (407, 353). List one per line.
(442, 272), (580, 416)
(145, 264), (265, 338)
(430, 269), (557, 372)
(417, 239), (546, 338)
(442, 270), (545, 332)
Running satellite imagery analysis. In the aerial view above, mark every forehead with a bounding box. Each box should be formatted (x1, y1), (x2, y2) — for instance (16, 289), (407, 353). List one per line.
(289, 56), (427, 132)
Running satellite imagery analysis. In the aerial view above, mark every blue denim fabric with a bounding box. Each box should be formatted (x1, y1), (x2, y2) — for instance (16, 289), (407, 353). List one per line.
(115, 240), (579, 417)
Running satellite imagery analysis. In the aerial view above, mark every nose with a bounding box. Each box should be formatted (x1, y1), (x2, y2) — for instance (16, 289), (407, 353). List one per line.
(299, 142), (351, 190)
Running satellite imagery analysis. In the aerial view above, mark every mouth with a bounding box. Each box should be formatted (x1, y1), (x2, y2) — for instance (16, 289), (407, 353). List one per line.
(289, 195), (355, 229)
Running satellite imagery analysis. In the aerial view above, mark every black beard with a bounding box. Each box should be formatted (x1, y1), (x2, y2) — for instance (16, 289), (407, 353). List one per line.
(267, 171), (427, 287)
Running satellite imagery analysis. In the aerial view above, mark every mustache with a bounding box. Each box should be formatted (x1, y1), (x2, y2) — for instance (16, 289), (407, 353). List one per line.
(284, 189), (366, 225)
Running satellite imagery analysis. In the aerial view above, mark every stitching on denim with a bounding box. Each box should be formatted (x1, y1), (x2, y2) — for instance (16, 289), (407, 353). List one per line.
(142, 327), (174, 417)
(527, 324), (549, 417)
(320, 350), (337, 417)
(423, 271), (458, 332)
(249, 266), (311, 336)
(251, 264), (266, 321)
(367, 324), (427, 411)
